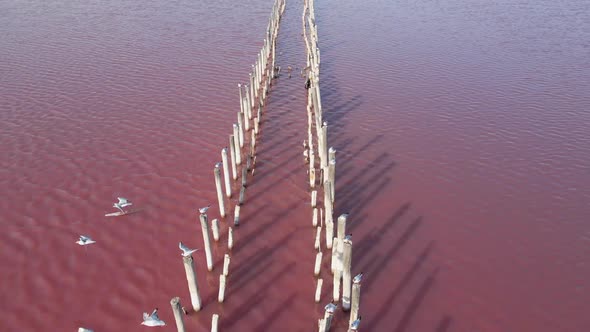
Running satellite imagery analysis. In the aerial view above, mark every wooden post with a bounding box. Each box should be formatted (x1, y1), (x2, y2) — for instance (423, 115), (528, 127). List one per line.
(245, 84), (252, 118)
(246, 153), (252, 172)
(229, 135), (238, 180)
(199, 213), (214, 271)
(310, 148), (315, 171)
(315, 278), (323, 302)
(337, 214), (348, 244)
(312, 207), (318, 227)
(241, 165), (248, 187)
(233, 124), (242, 165)
(254, 116), (260, 135)
(234, 205), (241, 227)
(314, 250), (323, 276)
(243, 105), (250, 132)
(324, 303), (337, 331)
(314, 225), (321, 250)
(324, 182), (333, 249)
(251, 68), (257, 100)
(257, 105), (262, 123)
(332, 241), (341, 302)
(222, 148), (232, 197)
(214, 163), (226, 218)
(342, 236), (353, 311)
(228, 227), (234, 250)
(183, 255), (202, 311)
(239, 186), (246, 205)
(223, 254), (231, 276)
(350, 273), (362, 326)
(218, 274), (226, 303)
(170, 297), (186, 332)
(245, 85), (253, 120)
(212, 314), (219, 332)
(311, 190), (317, 208)
(325, 215), (334, 250)
(238, 83), (244, 114)
(331, 237), (339, 273)
(237, 113), (245, 148)
(329, 159), (336, 203)
(321, 123), (328, 168)
(251, 130), (257, 156)
(212, 219), (220, 242)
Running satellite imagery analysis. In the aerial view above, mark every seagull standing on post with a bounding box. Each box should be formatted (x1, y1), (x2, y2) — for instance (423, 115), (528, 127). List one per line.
(199, 205), (210, 215)
(179, 242), (199, 257)
(350, 316), (362, 331)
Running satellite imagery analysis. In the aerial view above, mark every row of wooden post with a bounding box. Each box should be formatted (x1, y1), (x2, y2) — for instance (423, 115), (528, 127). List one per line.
(303, 0), (362, 330)
(170, 0), (286, 331)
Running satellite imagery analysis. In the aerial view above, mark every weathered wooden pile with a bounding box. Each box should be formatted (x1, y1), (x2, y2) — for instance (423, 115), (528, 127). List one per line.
(303, 0), (363, 330)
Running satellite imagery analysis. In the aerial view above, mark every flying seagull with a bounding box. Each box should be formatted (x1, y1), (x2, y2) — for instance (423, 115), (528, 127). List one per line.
(353, 272), (363, 284)
(198, 205), (211, 214)
(141, 308), (165, 327)
(350, 316), (362, 330)
(76, 235), (96, 246)
(113, 197), (132, 214)
(179, 242), (198, 257)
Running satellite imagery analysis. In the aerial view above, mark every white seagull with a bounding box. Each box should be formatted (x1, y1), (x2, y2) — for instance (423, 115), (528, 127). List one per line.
(141, 308), (165, 327)
(344, 233), (353, 244)
(198, 205), (211, 214)
(350, 316), (362, 330)
(179, 242), (199, 257)
(325, 302), (337, 314)
(76, 235), (96, 246)
(113, 197), (132, 214)
(353, 272), (363, 284)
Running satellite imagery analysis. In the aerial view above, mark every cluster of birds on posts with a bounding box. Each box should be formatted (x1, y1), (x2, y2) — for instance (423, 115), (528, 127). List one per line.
(75, 0), (367, 330)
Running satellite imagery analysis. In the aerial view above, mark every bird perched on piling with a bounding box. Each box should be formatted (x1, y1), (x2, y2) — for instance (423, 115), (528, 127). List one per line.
(344, 234), (353, 244)
(325, 302), (337, 314)
(350, 316), (362, 330)
(179, 242), (199, 257)
(353, 272), (363, 284)
(141, 308), (165, 327)
(198, 205), (210, 214)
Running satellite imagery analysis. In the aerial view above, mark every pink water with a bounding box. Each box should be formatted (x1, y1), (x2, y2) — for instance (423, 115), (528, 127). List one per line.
(1, 0), (590, 331)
